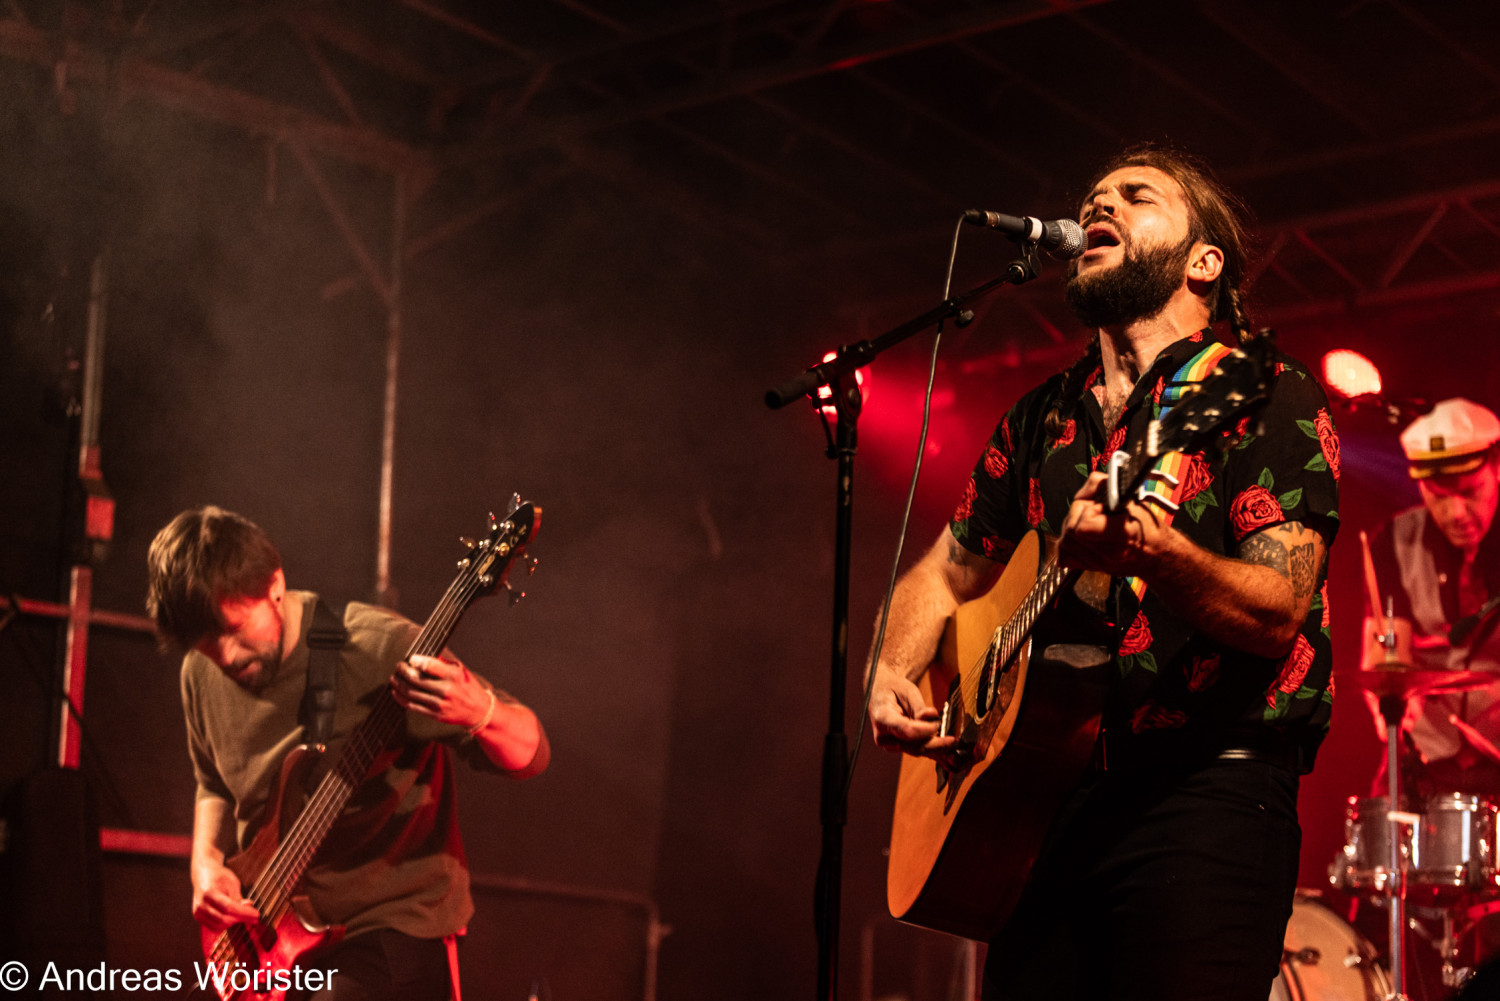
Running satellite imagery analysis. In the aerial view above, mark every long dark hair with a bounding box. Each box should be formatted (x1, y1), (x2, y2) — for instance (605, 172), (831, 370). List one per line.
(1044, 143), (1256, 437)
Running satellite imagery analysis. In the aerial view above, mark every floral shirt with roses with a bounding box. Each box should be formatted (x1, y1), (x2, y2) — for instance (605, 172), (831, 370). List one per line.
(950, 330), (1340, 773)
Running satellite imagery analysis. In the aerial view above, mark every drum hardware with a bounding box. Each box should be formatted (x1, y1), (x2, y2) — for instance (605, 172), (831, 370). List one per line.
(1328, 657), (1500, 1001)
(1333, 650), (1498, 1001)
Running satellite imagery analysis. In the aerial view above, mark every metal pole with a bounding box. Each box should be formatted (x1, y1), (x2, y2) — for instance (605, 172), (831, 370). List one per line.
(375, 174), (407, 607)
(58, 251), (111, 769)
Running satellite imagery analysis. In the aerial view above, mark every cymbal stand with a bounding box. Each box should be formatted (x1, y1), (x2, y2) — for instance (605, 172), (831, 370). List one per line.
(1379, 598), (1415, 1000)
(1379, 689), (1416, 1001)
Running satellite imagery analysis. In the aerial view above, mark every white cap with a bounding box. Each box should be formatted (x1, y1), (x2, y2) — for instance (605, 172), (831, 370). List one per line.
(1400, 398), (1500, 479)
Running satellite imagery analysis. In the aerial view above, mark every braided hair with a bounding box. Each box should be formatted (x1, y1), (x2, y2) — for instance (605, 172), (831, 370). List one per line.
(1044, 143), (1256, 438)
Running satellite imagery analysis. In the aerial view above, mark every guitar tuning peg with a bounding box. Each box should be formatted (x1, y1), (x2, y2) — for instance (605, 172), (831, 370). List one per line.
(459, 536), (476, 550)
(487, 512), (498, 532)
(525, 555), (539, 576)
(506, 583), (526, 606)
(509, 492), (521, 513)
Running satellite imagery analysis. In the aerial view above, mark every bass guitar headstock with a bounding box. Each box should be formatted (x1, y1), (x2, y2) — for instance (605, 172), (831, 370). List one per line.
(458, 494), (541, 606)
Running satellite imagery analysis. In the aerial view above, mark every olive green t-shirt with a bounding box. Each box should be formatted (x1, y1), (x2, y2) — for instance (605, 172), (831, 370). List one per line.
(180, 590), (501, 938)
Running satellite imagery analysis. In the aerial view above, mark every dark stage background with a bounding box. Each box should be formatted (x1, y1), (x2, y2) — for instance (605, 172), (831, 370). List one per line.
(2, 2), (1500, 999)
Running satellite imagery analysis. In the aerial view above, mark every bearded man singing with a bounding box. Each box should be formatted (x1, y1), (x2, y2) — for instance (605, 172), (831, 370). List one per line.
(869, 145), (1340, 1001)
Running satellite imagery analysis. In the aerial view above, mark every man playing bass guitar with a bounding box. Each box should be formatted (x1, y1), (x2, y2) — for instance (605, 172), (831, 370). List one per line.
(147, 505), (549, 1000)
(869, 145), (1339, 1001)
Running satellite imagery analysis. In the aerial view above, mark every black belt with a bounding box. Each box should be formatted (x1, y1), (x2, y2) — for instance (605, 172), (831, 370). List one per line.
(1099, 726), (1303, 774)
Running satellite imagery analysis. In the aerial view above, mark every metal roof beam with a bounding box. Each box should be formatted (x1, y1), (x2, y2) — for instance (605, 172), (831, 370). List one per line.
(844, 66), (1050, 185)
(1066, 11), (1274, 147)
(1195, 0), (1377, 137)
(1264, 270), (1500, 322)
(444, 0), (1114, 166)
(1378, 202), (1447, 289)
(0, 18), (425, 173)
(1225, 114), (1500, 184)
(1384, 0), (1500, 93)
(290, 21), (365, 128)
(289, 10), (444, 89)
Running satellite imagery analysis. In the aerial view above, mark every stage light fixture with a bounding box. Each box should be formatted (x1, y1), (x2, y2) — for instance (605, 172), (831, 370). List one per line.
(1321, 349), (1382, 400)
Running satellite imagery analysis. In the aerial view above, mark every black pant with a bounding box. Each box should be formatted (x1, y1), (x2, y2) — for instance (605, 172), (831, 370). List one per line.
(983, 757), (1300, 1001)
(306, 929), (452, 1001)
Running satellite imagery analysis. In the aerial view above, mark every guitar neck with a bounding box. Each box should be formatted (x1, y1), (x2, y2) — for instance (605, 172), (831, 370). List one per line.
(992, 558), (1077, 670)
(247, 573), (480, 921)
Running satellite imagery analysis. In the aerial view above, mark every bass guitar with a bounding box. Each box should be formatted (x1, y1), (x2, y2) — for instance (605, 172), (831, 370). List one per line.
(199, 497), (540, 1001)
(886, 338), (1277, 940)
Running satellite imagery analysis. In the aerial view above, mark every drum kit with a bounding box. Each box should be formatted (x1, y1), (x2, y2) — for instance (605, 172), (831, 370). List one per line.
(1281, 663), (1500, 1001)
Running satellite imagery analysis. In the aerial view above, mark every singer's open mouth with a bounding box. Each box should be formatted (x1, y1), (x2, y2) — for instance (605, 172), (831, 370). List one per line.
(1085, 224), (1120, 249)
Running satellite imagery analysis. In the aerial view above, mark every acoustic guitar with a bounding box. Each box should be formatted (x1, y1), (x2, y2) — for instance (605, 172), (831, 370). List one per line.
(198, 498), (539, 1001)
(886, 339), (1278, 940)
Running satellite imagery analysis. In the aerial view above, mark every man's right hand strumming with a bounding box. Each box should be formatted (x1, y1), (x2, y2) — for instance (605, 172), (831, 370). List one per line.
(191, 795), (259, 932)
(192, 856), (260, 933)
(869, 667), (960, 758)
(867, 527), (1000, 759)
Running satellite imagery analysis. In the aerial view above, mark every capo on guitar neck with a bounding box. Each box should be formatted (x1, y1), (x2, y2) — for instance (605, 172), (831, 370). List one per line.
(1104, 436), (1182, 514)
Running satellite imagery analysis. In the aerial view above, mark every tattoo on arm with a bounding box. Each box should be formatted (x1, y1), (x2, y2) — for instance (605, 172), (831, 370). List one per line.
(1238, 531), (1288, 579)
(1288, 543), (1316, 598)
(1238, 520), (1324, 598)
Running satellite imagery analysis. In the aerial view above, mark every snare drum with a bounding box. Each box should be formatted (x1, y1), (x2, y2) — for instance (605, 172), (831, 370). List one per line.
(1269, 895), (1390, 1001)
(1329, 793), (1500, 896)
(1413, 792), (1500, 892)
(1328, 795), (1411, 892)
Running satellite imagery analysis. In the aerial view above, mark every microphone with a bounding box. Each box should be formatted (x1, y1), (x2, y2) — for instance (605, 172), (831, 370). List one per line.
(963, 210), (1086, 260)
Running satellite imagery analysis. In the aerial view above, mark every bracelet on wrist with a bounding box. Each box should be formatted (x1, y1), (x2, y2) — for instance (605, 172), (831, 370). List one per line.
(467, 689), (496, 736)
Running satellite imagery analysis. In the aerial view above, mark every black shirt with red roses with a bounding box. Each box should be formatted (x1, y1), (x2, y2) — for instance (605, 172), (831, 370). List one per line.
(951, 330), (1341, 774)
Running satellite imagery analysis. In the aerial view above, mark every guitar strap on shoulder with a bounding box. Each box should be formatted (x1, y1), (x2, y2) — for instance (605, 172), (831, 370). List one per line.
(301, 598), (348, 750)
(1122, 341), (1234, 603)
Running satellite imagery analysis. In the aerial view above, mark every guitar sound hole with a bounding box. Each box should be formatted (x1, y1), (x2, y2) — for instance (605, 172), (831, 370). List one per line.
(975, 645), (998, 718)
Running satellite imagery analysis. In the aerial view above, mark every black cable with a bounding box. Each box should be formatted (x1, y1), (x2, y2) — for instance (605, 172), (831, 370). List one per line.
(843, 216), (966, 796)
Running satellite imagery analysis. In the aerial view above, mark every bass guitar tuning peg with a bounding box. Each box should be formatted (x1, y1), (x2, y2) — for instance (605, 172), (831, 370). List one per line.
(459, 536), (476, 550)
(504, 582), (526, 606)
(524, 555), (539, 576)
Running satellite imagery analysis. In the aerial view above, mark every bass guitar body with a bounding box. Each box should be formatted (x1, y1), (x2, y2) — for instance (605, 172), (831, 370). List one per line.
(201, 747), (343, 1001)
(887, 530), (1113, 941)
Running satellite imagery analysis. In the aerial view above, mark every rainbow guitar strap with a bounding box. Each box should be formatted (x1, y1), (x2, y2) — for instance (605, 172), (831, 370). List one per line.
(1120, 340), (1234, 602)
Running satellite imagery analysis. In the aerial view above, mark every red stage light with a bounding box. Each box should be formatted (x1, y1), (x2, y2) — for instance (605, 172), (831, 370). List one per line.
(1321, 349), (1382, 399)
(816, 351), (870, 420)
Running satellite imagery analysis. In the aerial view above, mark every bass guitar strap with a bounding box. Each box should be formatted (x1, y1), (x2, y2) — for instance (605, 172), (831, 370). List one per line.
(301, 598), (348, 750)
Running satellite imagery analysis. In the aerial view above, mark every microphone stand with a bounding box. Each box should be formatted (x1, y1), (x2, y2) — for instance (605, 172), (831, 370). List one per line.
(767, 243), (1045, 1001)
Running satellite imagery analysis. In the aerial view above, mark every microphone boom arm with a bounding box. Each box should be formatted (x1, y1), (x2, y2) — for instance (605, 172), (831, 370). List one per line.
(765, 248), (1042, 410)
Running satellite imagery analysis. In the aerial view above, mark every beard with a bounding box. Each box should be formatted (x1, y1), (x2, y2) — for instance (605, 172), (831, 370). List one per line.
(1065, 230), (1196, 328)
(220, 611), (285, 692)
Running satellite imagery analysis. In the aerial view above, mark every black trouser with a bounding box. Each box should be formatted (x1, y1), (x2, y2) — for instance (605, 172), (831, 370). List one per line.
(983, 757), (1301, 1001)
(306, 929), (452, 1001)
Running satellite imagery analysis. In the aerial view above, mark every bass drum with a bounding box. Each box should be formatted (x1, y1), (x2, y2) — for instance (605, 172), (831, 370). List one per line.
(1269, 894), (1391, 1001)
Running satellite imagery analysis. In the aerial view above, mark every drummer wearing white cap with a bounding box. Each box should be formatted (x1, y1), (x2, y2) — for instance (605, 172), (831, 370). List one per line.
(1364, 397), (1500, 792)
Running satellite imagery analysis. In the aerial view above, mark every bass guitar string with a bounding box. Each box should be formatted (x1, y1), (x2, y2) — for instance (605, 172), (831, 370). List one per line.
(248, 569), (484, 920)
(228, 519), (525, 956)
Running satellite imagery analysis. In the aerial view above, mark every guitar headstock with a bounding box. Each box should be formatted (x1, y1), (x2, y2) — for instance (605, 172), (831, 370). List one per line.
(1107, 334), (1280, 510)
(1156, 333), (1279, 457)
(458, 494), (541, 605)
